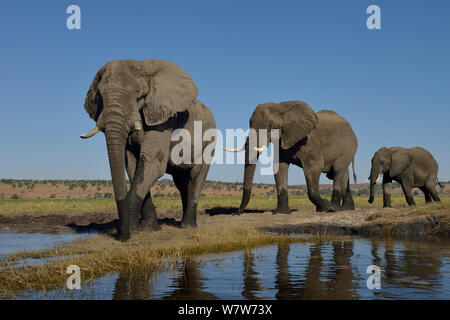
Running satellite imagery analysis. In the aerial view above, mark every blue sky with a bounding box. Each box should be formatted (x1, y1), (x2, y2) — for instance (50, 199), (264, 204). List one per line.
(0, 0), (449, 184)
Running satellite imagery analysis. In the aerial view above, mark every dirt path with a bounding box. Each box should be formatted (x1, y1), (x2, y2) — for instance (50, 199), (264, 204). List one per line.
(0, 205), (449, 237)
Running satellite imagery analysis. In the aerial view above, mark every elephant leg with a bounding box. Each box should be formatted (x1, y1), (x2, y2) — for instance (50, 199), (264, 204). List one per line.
(139, 192), (161, 231)
(341, 179), (355, 211)
(330, 170), (347, 212)
(181, 164), (210, 228)
(400, 180), (416, 206)
(128, 130), (171, 232)
(382, 176), (393, 208)
(425, 179), (441, 202)
(274, 162), (291, 214)
(173, 170), (189, 215)
(304, 165), (329, 212)
(419, 186), (432, 203)
(126, 147), (161, 231)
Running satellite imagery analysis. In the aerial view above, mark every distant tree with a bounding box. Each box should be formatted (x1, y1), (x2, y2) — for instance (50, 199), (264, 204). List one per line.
(50, 194), (56, 199)
(11, 194), (19, 199)
(103, 192), (113, 199)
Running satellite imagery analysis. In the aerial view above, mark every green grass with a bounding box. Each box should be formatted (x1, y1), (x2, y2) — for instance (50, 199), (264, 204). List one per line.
(1, 195), (448, 216)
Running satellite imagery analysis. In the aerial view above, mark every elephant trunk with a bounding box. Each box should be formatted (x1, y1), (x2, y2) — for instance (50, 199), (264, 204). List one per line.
(238, 139), (257, 213)
(104, 103), (130, 240)
(368, 168), (379, 204)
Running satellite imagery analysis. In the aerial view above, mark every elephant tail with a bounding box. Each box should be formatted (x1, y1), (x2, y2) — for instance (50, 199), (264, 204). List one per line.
(437, 179), (444, 188)
(352, 157), (357, 184)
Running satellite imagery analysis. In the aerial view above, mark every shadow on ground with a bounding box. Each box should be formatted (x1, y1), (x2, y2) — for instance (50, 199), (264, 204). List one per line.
(204, 207), (266, 216)
(67, 220), (118, 234)
(67, 217), (185, 233)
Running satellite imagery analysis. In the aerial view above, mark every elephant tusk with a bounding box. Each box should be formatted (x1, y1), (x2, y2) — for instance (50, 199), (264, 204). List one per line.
(133, 120), (142, 131)
(222, 145), (245, 152)
(254, 145), (267, 153)
(80, 126), (100, 139)
(376, 174), (382, 182)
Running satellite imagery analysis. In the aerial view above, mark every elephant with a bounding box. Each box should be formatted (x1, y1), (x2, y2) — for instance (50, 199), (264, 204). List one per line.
(225, 101), (358, 213)
(80, 59), (216, 241)
(368, 146), (442, 207)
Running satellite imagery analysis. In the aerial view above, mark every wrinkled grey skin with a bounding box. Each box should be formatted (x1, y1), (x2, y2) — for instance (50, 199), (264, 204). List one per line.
(237, 101), (358, 214)
(368, 147), (441, 207)
(82, 60), (215, 241)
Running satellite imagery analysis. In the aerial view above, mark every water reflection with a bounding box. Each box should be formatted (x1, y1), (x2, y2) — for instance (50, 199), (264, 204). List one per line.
(273, 241), (359, 299)
(112, 258), (217, 300)
(369, 239), (445, 299)
(18, 237), (450, 300)
(242, 249), (262, 299)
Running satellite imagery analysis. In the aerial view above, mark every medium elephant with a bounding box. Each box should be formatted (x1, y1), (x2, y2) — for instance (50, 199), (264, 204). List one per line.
(80, 60), (216, 241)
(368, 146), (442, 207)
(225, 101), (358, 213)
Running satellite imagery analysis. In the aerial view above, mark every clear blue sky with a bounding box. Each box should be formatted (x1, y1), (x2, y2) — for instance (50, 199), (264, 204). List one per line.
(0, 0), (449, 184)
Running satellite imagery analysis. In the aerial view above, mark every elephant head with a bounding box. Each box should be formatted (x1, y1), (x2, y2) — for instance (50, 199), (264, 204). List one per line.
(224, 101), (318, 212)
(368, 147), (412, 203)
(80, 60), (198, 236)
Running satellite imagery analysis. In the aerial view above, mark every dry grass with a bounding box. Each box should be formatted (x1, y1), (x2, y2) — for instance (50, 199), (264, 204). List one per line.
(0, 225), (319, 295)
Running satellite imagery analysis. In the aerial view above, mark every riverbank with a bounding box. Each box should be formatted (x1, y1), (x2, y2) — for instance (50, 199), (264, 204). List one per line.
(0, 196), (449, 237)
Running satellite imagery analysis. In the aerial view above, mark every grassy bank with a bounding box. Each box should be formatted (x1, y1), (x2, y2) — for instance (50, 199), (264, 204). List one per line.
(2, 195), (448, 216)
(0, 226), (319, 295)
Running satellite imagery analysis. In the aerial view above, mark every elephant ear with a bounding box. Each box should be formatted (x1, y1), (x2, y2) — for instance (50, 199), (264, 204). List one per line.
(84, 66), (106, 121)
(142, 64), (198, 126)
(279, 101), (318, 149)
(389, 150), (412, 177)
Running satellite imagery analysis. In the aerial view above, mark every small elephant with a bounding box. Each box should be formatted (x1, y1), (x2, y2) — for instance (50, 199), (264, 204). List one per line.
(81, 60), (216, 241)
(225, 101), (358, 213)
(368, 146), (442, 207)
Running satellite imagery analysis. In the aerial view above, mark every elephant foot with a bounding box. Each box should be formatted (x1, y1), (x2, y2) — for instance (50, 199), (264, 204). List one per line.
(139, 219), (161, 231)
(273, 206), (292, 214)
(315, 199), (331, 212)
(129, 216), (139, 232)
(180, 219), (197, 229)
(329, 202), (341, 212)
(235, 208), (245, 215)
(119, 233), (130, 242)
(340, 203), (355, 211)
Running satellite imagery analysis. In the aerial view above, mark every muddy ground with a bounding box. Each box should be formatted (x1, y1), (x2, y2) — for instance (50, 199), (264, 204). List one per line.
(0, 205), (449, 238)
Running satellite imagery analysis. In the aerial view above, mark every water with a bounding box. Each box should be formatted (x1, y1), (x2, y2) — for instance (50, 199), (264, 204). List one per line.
(12, 236), (450, 300)
(0, 232), (95, 266)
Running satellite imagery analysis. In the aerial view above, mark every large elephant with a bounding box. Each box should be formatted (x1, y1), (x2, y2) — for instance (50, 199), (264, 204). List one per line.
(368, 146), (442, 207)
(225, 101), (358, 213)
(80, 60), (216, 241)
